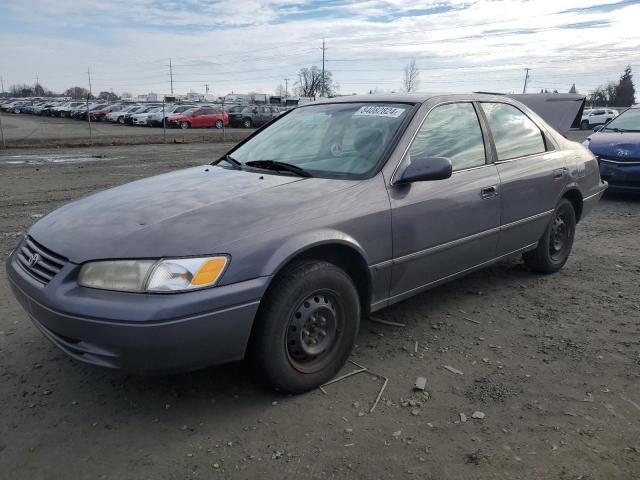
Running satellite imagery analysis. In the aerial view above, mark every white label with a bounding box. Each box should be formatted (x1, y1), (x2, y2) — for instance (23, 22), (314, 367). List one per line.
(353, 106), (406, 118)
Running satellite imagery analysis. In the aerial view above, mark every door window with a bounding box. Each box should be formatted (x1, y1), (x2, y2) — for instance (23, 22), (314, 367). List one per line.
(409, 102), (486, 171)
(480, 103), (546, 161)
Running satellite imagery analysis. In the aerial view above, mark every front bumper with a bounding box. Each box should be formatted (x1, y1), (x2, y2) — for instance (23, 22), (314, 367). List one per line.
(599, 159), (640, 193)
(6, 249), (268, 373)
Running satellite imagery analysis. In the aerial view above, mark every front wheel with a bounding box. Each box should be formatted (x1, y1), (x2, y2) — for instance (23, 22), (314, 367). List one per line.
(523, 198), (576, 274)
(215, 119), (224, 129)
(180, 121), (190, 129)
(251, 260), (360, 393)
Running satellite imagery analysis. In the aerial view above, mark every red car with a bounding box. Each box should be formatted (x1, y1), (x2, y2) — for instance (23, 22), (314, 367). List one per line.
(168, 107), (229, 129)
(90, 104), (125, 121)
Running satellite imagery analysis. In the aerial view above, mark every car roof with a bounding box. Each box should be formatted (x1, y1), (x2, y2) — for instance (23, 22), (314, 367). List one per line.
(312, 93), (514, 105)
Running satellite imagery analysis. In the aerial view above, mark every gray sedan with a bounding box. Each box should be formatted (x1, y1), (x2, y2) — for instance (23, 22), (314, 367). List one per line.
(6, 94), (606, 393)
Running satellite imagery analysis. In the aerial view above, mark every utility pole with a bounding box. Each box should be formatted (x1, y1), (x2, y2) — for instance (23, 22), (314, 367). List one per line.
(321, 38), (326, 98)
(87, 67), (93, 144)
(205, 84), (209, 95)
(1, 75), (4, 93)
(284, 78), (289, 105)
(522, 68), (531, 94)
(169, 58), (174, 96)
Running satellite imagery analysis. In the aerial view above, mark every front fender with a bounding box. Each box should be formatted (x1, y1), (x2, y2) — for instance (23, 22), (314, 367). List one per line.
(262, 228), (371, 278)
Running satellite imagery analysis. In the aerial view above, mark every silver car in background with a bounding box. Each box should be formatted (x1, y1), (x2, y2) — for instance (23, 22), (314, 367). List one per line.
(6, 94), (606, 393)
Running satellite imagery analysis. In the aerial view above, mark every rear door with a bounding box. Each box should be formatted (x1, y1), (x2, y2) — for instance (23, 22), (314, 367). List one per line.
(388, 101), (501, 300)
(479, 102), (569, 256)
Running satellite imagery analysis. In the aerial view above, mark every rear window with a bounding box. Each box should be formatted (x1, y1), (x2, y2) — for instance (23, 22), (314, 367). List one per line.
(481, 103), (546, 161)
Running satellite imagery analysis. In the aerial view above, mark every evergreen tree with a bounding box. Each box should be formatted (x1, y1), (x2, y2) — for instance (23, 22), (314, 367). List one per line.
(615, 65), (635, 106)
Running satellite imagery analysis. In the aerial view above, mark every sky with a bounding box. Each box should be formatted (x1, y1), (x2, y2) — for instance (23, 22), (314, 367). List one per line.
(1, 0), (639, 97)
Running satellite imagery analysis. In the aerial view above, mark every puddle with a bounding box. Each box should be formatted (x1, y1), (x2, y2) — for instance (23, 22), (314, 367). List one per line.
(0, 154), (123, 165)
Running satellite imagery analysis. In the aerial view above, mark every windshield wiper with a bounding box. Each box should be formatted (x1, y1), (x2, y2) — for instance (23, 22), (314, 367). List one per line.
(214, 154), (242, 170)
(604, 127), (629, 133)
(245, 160), (312, 177)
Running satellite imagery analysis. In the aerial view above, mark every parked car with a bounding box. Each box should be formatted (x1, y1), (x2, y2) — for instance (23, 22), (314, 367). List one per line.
(91, 104), (124, 122)
(131, 107), (163, 126)
(580, 108), (618, 130)
(52, 101), (86, 117)
(167, 107), (228, 129)
(109, 105), (145, 124)
(143, 104), (192, 127)
(123, 105), (160, 125)
(229, 105), (277, 128)
(6, 94), (606, 393)
(584, 105), (640, 193)
(3, 101), (28, 113)
(70, 103), (106, 120)
(36, 102), (63, 116)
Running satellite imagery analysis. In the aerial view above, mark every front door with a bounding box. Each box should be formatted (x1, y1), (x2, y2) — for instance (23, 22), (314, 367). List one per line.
(388, 102), (501, 301)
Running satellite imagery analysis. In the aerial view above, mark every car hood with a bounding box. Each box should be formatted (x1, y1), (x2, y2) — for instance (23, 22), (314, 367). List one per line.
(586, 131), (640, 159)
(29, 166), (357, 263)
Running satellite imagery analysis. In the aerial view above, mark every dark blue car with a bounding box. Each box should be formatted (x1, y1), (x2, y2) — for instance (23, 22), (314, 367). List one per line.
(584, 105), (640, 193)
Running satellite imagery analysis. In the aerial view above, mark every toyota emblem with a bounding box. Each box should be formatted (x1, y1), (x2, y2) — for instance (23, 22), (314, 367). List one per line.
(28, 253), (40, 267)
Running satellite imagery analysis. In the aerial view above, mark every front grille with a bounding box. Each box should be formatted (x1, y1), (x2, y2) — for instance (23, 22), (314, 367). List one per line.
(15, 236), (67, 285)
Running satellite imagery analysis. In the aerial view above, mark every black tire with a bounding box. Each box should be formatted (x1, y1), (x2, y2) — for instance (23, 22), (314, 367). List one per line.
(580, 120), (589, 130)
(242, 118), (252, 128)
(215, 119), (224, 129)
(180, 121), (190, 129)
(118, 116), (125, 124)
(251, 260), (360, 393)
(523, 198), (576, 274)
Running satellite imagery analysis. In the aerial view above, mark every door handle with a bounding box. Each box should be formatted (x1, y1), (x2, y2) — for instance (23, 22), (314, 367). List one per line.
(553, 167), (567, 179)
(480, 185), (498, 198)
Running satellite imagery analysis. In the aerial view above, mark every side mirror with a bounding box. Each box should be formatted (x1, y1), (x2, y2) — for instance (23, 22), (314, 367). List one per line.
(397, 156), (453, 183)
(593, 125), (604, 132)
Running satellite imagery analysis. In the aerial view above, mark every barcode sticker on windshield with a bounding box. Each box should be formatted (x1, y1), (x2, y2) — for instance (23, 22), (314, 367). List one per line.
(354, 106), (406, 118)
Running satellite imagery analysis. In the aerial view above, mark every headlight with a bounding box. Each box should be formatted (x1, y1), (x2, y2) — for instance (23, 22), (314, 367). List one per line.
(78, 256), (229, 293)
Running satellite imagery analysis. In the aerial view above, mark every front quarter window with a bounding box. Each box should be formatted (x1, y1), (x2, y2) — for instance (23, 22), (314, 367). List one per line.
(227, 103), (412, 178)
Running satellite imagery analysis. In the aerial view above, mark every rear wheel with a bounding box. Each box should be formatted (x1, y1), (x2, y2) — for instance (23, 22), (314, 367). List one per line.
(242, 118), (252, 128)
(251, 260), (360, 393)
(523, 198), (576, 274)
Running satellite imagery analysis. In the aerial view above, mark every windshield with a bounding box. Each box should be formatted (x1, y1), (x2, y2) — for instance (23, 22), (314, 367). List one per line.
(228, 102), (412, 178)
(604, 108), (640, 132)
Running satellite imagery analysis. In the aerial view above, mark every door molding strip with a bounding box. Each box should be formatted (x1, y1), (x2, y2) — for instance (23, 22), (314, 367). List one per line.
(370, 209), (553, 270)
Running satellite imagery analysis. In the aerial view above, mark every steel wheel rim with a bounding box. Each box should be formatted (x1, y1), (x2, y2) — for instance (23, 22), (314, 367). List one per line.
(549, 211), (571, 261)
(286, 291), (341, 373)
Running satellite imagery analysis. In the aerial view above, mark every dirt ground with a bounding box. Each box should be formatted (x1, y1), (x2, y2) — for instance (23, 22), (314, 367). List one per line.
(0, 112), (252, 148)
(1, 140), (639, 480)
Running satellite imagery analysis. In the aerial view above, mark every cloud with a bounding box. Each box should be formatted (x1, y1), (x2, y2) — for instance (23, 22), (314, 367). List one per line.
(0, 0), (638, 96)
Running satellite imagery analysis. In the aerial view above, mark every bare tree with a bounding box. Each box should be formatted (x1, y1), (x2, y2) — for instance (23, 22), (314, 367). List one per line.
(402, 59), (420, 93)
(294, 66), (337, 98)
(64, 86), (91, 99)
